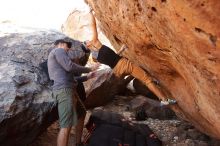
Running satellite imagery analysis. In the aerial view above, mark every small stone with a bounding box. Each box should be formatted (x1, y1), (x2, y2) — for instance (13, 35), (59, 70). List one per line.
(174, 136), (179, 140)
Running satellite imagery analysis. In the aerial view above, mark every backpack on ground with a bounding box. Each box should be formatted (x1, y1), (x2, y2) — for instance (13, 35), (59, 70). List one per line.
(83, 110), (162, 146)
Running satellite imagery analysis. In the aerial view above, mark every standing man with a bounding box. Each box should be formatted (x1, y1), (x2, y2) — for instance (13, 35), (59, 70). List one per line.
(65, 38), (95, 146)
(48, 39), (97, 146)
(85, 10), (176, 105)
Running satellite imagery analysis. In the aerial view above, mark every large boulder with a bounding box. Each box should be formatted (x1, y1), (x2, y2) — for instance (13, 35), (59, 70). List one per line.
(128, 95), (176, 120)
(86, 0), (220, 139)
(84, 68), (133, 109)
(0, 22), (132, 145)
(0, 24), (65, 146)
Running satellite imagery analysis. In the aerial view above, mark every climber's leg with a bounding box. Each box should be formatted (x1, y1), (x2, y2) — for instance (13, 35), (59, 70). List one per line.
(113, 58), (177, 105)
(113, 58), (152, 84)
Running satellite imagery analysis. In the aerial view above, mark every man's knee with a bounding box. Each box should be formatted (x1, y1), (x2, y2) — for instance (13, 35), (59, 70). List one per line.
(60, 127), (72, 135)
(122, 58), (134, 74)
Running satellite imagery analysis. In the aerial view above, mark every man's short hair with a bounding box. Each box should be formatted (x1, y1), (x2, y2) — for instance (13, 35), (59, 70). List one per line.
(54, 39), (72, 48)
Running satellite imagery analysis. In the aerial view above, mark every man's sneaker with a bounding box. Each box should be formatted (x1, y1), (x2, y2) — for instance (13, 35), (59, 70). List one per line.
(76, 143), (84, 146)
(160, 98), (177, 106)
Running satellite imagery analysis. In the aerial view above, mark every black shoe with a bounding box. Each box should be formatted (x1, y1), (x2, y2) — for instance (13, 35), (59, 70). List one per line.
(135, 107), (147, 121)
(76, 143), (84, 146)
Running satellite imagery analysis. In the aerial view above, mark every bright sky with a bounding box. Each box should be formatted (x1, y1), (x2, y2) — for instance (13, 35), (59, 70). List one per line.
(0, 0), (86, 30)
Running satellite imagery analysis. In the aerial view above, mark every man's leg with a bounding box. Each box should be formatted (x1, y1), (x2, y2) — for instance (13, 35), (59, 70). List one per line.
(57, 127), (72, 146)
(75, 114), (86, 145)
(55, 88), (78, 146)
(75, 83), (87, 145)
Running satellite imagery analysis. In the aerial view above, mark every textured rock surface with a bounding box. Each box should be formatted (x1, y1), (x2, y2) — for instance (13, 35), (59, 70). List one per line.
(84, 68), (133, 109)
(0, 24), (65, 146)
(128, 95), (176, 120)
(86, 0), (220, 138)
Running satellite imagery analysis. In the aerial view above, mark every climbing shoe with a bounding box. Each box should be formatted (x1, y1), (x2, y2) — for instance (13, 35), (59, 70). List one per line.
(160, 98), (177, 106)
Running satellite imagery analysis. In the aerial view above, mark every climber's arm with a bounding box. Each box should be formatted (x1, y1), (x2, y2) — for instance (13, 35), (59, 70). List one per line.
(89, 11), (102, 49)
(90, 11), (98, 42)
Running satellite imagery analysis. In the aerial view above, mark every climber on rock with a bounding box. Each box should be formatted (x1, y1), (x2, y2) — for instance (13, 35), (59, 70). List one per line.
(47, 39), (98, 146)
(84, 9), (177, 106)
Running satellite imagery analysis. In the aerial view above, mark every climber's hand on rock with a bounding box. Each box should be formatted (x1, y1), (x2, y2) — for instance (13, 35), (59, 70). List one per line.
(84, 0), (88, 4)
(89, 7), (93, 13)
(122, 44), (128, 50)
(84, 0), (94, 13)
(118, 44), (128, 55)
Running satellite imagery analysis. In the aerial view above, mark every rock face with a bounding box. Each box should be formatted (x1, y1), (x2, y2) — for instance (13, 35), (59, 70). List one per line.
(128, 95), (176, 120)
(0, 25), (65, 146)
(86, 0), (220, 138)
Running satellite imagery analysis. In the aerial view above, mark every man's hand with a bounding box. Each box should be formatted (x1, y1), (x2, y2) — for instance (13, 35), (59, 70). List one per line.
(87, 71), (97, 79)
(90, 63), (100, 71)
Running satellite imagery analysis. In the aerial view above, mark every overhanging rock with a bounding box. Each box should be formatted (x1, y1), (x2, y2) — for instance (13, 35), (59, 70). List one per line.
(87, 0), (220, 138)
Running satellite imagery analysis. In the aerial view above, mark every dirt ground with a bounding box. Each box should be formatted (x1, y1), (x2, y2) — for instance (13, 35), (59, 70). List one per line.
(30, 95), (220, 146)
